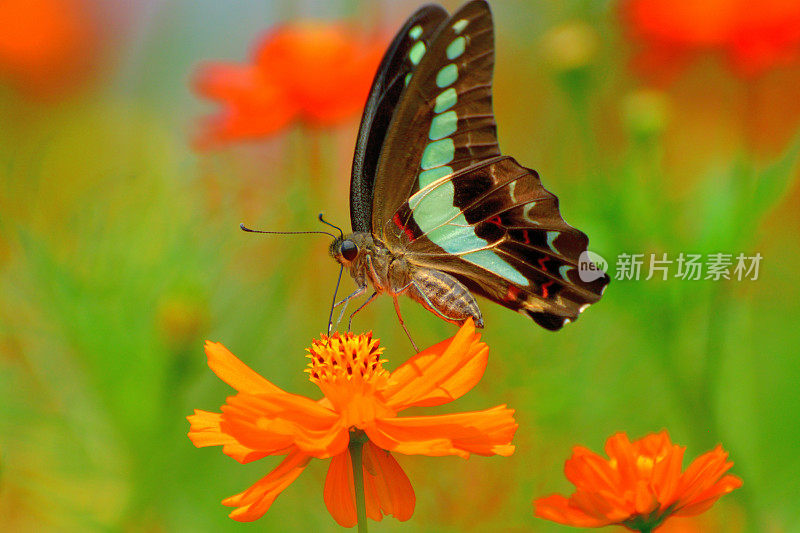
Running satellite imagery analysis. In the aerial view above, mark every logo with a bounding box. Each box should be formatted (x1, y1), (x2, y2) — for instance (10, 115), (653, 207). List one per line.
(578, 251), (608, 282)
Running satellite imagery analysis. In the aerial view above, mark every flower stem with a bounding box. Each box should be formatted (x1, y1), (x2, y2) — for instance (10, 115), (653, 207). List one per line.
(350, 439), (368, 533)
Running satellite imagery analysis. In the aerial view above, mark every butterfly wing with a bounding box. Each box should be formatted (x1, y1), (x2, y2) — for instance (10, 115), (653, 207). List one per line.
(350, 5), (449, 233)
(371, 0), (499, 237)
(369, 0), (607, 329)
(391, 156), (609, 330)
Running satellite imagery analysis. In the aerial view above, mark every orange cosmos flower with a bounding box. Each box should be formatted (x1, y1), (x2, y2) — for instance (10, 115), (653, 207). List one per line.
(188, 319), (517, 526)
(533, 431), (742, 532)
(620, 0), (800, 79)
(0, 0), (95, 97)
(193, 21), (386, 149)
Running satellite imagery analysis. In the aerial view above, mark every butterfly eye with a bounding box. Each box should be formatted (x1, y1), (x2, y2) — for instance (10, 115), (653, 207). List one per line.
(340, 240), (358, 262)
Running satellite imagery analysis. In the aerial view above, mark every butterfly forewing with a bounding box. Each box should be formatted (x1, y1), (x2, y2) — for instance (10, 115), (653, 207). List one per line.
(372, 0), (499, 238)
(350, 5), (449, 232)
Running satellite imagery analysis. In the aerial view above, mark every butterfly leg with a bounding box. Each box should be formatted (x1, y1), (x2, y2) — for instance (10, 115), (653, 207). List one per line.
(332, 284), (367, 331)
(347, 291), (378, 331)
(390, 292), (419, 353)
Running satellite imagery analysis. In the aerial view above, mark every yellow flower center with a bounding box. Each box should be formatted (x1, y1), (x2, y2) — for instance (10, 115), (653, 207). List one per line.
(305, 332), (388, 386)
(305, 332), (394, 427)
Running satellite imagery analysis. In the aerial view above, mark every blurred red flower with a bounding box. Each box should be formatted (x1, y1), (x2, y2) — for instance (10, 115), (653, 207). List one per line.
(0, 0), (95, 97)
(621, 0), (800, 79)
(533, 431), (742, 531)
(193, 21), (386, 149)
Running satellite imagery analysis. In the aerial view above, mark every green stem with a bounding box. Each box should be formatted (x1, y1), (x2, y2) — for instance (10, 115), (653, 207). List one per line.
(350, 439), (368, 533)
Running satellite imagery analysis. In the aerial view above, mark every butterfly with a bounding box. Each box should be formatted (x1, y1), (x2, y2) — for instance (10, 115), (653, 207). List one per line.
(329, 0), (609, 341)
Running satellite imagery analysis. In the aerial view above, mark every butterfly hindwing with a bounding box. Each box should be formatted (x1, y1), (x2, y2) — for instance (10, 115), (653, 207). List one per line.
(350, 5), (449, 232)
(392, 157), (609, 330)
(372, 0), (499, 239)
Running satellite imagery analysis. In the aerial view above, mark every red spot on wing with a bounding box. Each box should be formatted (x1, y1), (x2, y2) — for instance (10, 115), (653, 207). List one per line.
(503, 284), (521, 303)
(538, 256), (548, 272)
(541, 280), (553, 299)
(488, 215), (503, 227)
(393, 212), (416, 242)
(523, 230), (530, 244)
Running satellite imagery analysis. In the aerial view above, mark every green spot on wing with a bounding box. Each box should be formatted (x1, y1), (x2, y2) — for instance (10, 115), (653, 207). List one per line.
(421, 138), (455, 169)
(428, 110), (458, 141)
(453, 19), (469, 34)
(436, 64), (458, 88)
(404, 73), (412, 86)
(463, 250), (528, 285)
(409, 41), (426, 65)
(447, 37), (466, 60)
(410, 169), (530, 288)
(546, 231), (559, 252)
(409, 25), (423, 40)
(410, 181), (456, 227)
(418, 166), (452, 189)
(434, 88), (457, 113)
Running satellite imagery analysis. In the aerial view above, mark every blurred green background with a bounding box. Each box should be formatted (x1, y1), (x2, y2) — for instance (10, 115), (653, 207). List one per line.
(1, 0), (799, 531)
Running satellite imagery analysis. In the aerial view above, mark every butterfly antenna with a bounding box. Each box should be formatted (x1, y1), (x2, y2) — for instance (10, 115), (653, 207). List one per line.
(327, 264), (345, 335)
(318, 213), (344, 239)
(239, 223), (337, 239)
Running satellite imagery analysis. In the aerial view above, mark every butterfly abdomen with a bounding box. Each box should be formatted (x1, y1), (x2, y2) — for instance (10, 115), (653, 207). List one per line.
(406, 267), (484, 327)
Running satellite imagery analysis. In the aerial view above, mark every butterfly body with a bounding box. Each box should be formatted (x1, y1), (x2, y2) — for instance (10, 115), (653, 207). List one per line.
(333, 0), (608, 333)
(331, 233), (484, 327)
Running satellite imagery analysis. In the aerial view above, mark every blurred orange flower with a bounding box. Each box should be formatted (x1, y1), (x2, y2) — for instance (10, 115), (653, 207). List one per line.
(533, 431), (742, 532)
(621, 0), (800, 79)
(188, 319), (517, 526)
(193, 21), (385, 149)
(0, 0), (95, 97)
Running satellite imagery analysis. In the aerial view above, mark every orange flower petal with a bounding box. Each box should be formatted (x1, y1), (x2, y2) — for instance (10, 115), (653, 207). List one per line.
(533, 494), (608, 527)
(223, 449), (311, 522)
(366, 406), (517, 458)
(604, 432), (639, 487)
(323, 450), (357, 528)
(187, 409), (268, 464)
(204, 341), (285, 395)
(323, 443), (415, 528)
(564, 446), (620, 493)
(570, 488), (631, 522)
(673, 474), (742, 517)
(633, 479), (659, 516)
(652, 443), (685, 510)
(253, 22), (385, 126)
(193, 63), (259, 101)
(192, 21), (385, 148)
(534, 432), (741, 529)
(221, 392), (348, 458)
(383, 318), (488, 410)
(621, 0), (800, 78)
(675, 446), (731, 503)
(362, 441), (415, 522)
(0, 0), (96, 96)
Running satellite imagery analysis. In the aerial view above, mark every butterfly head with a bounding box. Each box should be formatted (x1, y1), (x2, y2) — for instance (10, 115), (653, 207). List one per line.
(330, 237), (358, 264)
(329, 232), (376, 267)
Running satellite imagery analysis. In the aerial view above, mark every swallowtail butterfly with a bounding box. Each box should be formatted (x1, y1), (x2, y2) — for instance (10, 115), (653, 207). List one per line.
(330, 0), (608, 334)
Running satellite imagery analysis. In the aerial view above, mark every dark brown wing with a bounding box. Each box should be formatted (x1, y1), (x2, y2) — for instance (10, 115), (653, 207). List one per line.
(350, 4), (449, 232)
(372, 1), (499, 240)
(390, 157), (609, 330)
